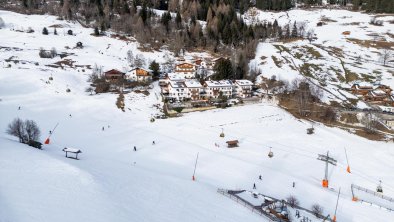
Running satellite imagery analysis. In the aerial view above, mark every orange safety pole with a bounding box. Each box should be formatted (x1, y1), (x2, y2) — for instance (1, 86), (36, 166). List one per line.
(344, 147), (351, 173)
(333, 188), (341, 222)
(44, 123), (59, 145)
(192, 152), (199, 181)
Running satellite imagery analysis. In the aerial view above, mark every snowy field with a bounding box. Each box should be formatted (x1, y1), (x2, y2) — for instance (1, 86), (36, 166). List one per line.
(1, 10), (394, 222)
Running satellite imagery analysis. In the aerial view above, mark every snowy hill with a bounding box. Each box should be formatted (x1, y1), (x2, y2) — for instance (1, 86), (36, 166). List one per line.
(246, 8), (394, 104)
(1, 10), (394, 222)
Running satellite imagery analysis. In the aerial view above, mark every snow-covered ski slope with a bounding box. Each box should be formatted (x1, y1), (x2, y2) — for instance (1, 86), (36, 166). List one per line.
(0, 10), (394, 222)
(245, 8), (394, 104)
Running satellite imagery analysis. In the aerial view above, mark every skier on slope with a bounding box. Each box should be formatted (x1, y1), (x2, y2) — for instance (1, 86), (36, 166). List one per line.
(253, 183), (256, 189)
(134, 146), (137, 151)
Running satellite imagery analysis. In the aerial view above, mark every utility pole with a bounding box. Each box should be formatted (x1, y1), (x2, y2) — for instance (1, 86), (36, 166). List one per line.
(317, 151), (337, 188)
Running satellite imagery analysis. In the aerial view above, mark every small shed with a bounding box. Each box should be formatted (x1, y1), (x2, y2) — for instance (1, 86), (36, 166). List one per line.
(226, 140), (239, 148)
(63, 147), (82, 160)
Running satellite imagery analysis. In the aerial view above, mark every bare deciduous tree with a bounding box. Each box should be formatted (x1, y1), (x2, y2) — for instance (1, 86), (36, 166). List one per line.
(311, 204), (323, 216)
(286, 195), (300, 207)
(7, 118), (25, 143)
(306, 29), (315, 43)
(50, 47), (57, 58)
(85, 86), (94, 95)
(361, 112), (379, 134)
(379, 48), (392, 66)
(24, 120), (40, 142)
(134, 53), (146, 68)
(127, 50), (134, 67)
(292, 78), (323, 117)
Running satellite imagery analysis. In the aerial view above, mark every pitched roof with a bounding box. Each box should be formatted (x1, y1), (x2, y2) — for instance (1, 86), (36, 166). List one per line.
(235, 80), (253, 86)
(169, 81), (186, 88)
(370, 89), (387, 97)
(205, 80), (232, 87)
(104, 69), (125, 75)
(167, 73), (185, 81)
(184, 80), (202, 88)
(131, 68), (152, 76)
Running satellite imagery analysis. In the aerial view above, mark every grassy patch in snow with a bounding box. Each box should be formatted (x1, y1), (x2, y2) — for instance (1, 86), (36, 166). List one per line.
(304, 46), (322, 59)
(271, 56), (283, 68)
(347, 38), (394, 49)
(345, 70), (359, 82)
(360, 73), (376, 82)
(273, 44), (290, 54)
(299, 63), (321, 78)
(320, 16), (337, 23)
(340, 113), (359, 124)
(330, 66), (345, 82)
(294, 52), (303, 59)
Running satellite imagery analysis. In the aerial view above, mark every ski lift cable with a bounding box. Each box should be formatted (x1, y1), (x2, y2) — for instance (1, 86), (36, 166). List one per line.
(133, 118), (394, 191)
(203, 124), (394, 190)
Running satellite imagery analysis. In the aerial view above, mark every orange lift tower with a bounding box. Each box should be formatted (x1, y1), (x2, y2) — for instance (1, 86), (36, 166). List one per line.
(318, 151), (337, 188)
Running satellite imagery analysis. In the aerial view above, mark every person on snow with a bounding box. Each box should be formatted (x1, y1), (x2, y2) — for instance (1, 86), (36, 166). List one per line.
(69, 114), (72, 117)
(102, 126), (105, 131)
(18, 106), (21, 110)
(49, 130), (52, 135)
(293, 182), (295, 188)
(152, 141), (155, 145)
(134, 146), (137, 151)
(253, 183), (256, 189)
(259, 175), (262, 180)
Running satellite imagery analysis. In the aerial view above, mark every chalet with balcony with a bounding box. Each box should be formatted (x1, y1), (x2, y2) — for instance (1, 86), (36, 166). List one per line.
(234, 80), (253, 98)
(365, 89), (388, 103)
(203, 80), (233, 99)
(175, 62), (196, 79)
(184, 80), (203, 101)
(127, 68), (152, 82)
(104, 69), (125, 82)
(351, 82), (373, 96)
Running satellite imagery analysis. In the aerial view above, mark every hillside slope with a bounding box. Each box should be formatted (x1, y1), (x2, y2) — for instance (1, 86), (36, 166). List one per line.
(1, 10), (394, 222)
(247, 9), (394, 104)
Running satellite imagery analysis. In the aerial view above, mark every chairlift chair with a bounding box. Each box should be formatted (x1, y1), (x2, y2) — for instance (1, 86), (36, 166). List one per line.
(268, 147), (274, 158)
(220, 128), (225, 137)
(377, 180), (383, 193)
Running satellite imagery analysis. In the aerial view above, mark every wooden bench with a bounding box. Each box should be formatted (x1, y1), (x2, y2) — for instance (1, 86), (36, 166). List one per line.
(62, 147), (82, 160)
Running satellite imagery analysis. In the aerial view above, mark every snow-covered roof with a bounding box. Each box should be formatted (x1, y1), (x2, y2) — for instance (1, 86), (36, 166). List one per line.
(167, 73), (185, 81)
(205, 80), (232, 87)
(355, 82), (373, 88)
(235, 80), (253, 86)
(169, 80), (186, 88)
(184, 80), (202, 88)
(371, 89), (386, 96)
